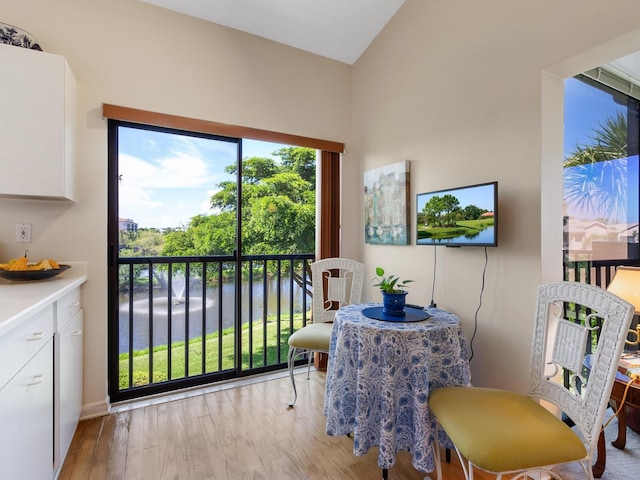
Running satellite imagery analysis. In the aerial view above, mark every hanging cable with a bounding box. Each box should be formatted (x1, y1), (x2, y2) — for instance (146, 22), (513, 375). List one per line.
(602, 376), (638, 431)
(429, 246), (437, 308)
(468, 247), (488, 362)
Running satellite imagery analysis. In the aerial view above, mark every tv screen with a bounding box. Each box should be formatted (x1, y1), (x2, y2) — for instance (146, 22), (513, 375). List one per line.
(416, 181), (498, 247)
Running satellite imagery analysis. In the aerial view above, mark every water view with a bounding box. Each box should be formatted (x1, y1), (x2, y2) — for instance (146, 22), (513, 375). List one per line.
(416, 225), (496, 246)
(118, 275), (311, 352)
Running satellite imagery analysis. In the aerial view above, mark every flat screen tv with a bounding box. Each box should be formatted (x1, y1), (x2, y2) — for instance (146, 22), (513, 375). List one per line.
(416, 181), (498, 247)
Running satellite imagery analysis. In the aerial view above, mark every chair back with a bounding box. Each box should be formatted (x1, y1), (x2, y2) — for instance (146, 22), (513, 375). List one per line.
(528, 282), (634, 458)
(311, 258), (365, 323)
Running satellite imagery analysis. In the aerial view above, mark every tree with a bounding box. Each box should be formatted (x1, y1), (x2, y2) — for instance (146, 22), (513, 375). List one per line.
(462, 205), (484, 220)
(564, 112), (629, 223)
(273, 147), (316, 185)
(262, 172), (314, 204)
(422, 196), (446, 226)
(227, 156), (280, 184)
(119, 228), (165, 257)
(165, 147), (317, 257)
(245, 196), (315, 254)
(209, 180), (237, 212)
(440, 194), (460, 226)
(161, 227), (197, 257)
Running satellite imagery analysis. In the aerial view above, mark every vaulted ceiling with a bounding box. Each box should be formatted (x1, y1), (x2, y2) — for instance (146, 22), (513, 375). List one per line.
(139, 0), (406, 65)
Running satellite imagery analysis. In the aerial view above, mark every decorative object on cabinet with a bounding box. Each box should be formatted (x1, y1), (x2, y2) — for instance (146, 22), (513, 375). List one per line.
(364, 160), (411, 245)
(0, 22), (42, 50)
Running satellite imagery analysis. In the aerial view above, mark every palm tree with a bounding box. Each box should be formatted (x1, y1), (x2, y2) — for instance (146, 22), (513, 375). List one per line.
(563, 112), (629, 223)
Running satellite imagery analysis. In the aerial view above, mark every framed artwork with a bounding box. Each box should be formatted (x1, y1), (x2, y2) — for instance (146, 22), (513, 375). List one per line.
(364, 160), (411, 245)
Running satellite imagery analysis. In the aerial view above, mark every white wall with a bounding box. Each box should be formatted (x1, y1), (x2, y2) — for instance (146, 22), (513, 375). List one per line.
(352, 0), (640, 391)
(0, 0), (352, 415)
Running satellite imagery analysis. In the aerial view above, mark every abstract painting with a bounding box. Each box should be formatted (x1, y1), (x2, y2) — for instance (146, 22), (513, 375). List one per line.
(364, 160), (411, 245)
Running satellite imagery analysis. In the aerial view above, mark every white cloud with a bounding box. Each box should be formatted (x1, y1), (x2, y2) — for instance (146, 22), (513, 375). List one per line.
(119, 184), (162, 211)
(119, 152), (214, 189)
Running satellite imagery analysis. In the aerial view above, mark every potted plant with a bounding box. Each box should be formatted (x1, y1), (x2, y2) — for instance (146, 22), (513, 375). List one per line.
(371, 267), (414, 316)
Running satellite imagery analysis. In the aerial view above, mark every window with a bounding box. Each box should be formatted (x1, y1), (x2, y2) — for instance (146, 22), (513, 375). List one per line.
(563, 75), (640, 264)
(103, 104), (345, 400)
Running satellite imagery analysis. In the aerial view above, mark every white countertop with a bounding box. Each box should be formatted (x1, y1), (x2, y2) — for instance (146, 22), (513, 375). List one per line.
(0, 262), (87, 337)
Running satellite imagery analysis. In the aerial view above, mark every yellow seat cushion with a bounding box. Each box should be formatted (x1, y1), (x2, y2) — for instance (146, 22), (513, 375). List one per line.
(288, 322), (333, 350)
(429, 386), (587, 473)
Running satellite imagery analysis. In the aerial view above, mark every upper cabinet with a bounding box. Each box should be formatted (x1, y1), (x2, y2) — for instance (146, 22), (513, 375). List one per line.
(0, 44), (76, 201)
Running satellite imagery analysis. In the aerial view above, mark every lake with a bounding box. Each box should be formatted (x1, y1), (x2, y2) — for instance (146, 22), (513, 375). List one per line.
(118, 276), (311, 352)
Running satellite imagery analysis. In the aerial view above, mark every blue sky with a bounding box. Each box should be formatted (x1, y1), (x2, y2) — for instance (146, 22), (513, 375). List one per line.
(416, 183), (495, 213)
(118, 127), (287, 229)
(563, 77), (625, 158)
(564, 77), (639, 223)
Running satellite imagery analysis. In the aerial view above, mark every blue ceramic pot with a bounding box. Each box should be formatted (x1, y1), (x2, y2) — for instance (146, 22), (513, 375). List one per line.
(0, 23), (42, 51)
(382, 291), (408, 316)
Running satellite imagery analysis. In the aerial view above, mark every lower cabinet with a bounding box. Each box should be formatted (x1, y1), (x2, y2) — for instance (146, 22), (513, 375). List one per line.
(0, 338), (54, 480)
(0, 285), (84, 480)
(55, 308), (83, 473)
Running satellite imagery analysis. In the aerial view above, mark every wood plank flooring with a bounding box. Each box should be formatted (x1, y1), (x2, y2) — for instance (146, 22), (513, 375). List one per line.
(59, 371), (498, 480)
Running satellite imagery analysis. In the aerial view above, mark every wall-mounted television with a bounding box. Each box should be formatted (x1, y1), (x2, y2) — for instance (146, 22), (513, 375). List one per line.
(416, 181), (498, 247)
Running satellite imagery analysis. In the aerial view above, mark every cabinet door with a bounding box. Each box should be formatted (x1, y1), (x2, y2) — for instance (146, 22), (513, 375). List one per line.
(0, 305), (54, 391)
(57, 309), (83, 470)
(0, 339), (54, 480)
(0, 43), (76, 200)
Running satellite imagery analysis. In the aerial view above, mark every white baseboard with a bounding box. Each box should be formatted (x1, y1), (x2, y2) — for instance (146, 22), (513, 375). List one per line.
(80, 398), (110, 419)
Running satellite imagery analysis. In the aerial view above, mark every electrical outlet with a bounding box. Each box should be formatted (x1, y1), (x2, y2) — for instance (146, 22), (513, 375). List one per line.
(15, 223), (32, 243)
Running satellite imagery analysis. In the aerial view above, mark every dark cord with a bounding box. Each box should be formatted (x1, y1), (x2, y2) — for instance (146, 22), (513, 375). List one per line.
(429, 246), (437, 308)
(469, 247), (488, 362)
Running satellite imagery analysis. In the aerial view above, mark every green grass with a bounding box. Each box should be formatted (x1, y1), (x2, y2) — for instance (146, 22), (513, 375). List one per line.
(118, 313), (306, 389)
(416, 218), (494, 240)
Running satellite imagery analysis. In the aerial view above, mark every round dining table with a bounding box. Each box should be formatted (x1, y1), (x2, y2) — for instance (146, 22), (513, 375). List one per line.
(324, 303), (471, 475)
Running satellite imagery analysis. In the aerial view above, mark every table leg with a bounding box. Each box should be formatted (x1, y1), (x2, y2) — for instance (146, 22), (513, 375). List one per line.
(592, 429), (606, 478)
(612, 404), (628, 450)
(382, 468), (388, 480)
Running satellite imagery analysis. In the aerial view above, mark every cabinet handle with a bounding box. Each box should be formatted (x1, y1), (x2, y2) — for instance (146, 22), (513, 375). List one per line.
(27, 331), (45, 341)
(27, 374), (45, 386)
(68, 302), (81, 308)
(70, 330), (82, 336)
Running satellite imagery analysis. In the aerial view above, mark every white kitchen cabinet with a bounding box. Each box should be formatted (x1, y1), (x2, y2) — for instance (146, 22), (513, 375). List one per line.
(0, 304), (55, 391)
(54, 288), (83, 474)
(0, 43), (76, 200)
(0, 309), (54, 480)
(0, 267), (86, 480)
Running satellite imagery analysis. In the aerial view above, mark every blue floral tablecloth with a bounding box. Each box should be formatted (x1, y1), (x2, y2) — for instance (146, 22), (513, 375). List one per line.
(324, 303), (471, 473)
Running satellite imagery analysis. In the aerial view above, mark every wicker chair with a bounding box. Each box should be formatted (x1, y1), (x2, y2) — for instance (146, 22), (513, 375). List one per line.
(287, 257), (364, 407)
(429, 281), (635, 480)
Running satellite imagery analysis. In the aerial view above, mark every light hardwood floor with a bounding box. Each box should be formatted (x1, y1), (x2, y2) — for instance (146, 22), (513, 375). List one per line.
(59, 371), (497, 480)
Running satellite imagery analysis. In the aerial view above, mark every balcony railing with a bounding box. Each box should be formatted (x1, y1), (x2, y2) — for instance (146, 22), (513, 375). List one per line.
(562, 258), (640, 390)
(112, 253), (314, 401)
(112, 256), (636, 401)
(564, 258), (640, 287)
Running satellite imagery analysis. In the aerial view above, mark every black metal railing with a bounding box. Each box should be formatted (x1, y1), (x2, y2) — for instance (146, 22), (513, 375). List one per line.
(562, 258), (640, 390)
(564, 258), (640, 288)
(112, 253), (314, 401)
